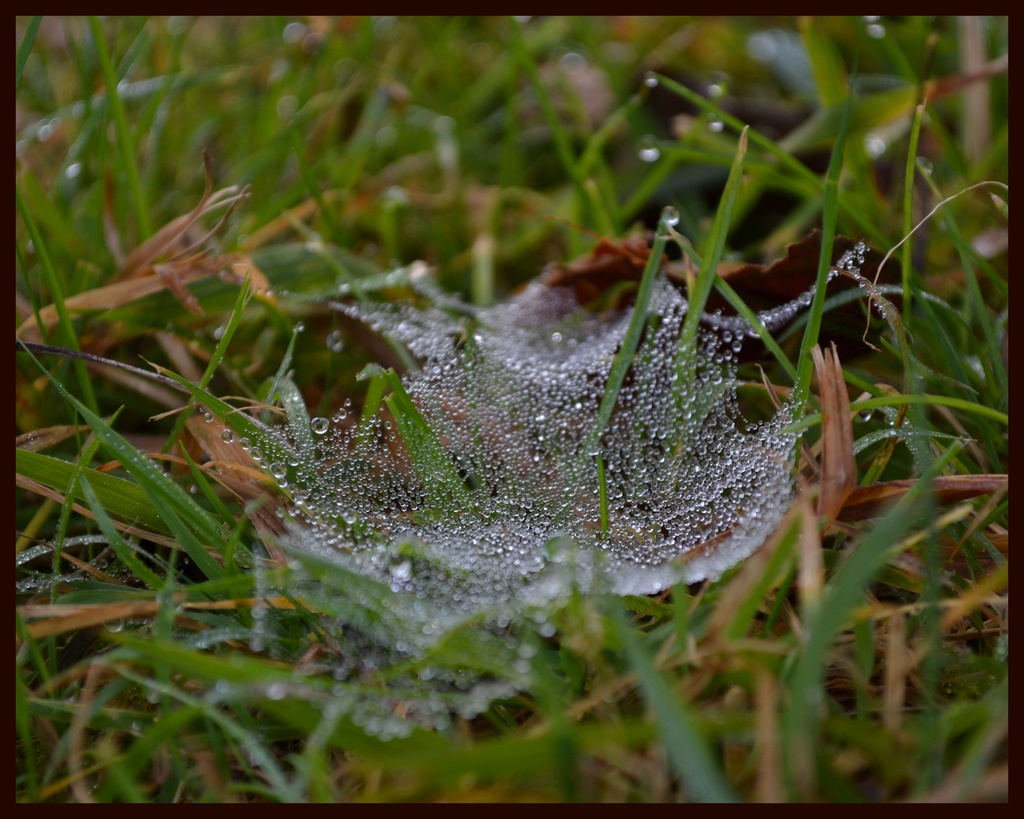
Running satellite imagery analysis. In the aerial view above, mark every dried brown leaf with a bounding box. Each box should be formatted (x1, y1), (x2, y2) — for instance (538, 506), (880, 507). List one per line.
(812, 343), (856, 525)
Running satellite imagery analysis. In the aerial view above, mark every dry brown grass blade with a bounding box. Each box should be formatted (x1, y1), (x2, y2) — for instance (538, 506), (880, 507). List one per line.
(19, 153), (250, 341)
(119, 151), (225, 276)
(812, 343), (856, 526)
(16, 424), (80, 452)
(923, 53), (1009, 103)
(940, 561), (1008, 633)
(68, 660), (108, 803)
(17, 256), (228, 340)
(19, 596), (301, 640)
(56, 549), (125, 586)
(796, 490), (824, 609)
(222, 256), (278, 307)
(237, 191), (343, 251)
(838, 474), (1008, 522)
(882, 611), (910, 732)
(753, 668), (782, 803)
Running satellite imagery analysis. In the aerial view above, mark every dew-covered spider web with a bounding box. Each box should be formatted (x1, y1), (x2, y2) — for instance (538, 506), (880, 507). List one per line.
(289, 275), (797, 598)
(246, 239), (866, 735)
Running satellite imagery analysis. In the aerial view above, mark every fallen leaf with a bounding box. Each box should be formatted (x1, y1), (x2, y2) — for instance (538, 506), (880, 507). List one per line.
(812, 343), (856, 525)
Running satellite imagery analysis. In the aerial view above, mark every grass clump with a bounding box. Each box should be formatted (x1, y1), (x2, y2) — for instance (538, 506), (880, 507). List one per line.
(17, 17), (1007, 802)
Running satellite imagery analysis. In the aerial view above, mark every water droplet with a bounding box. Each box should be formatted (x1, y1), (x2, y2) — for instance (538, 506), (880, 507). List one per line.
(221, 429), (235, 443)
(660, 206), (680, 228)
(311, 417), (330, 435)
(326, 330), (345, 352)
(638, 135), (660, 162)
(864, 133), (887, 159)
(643, 71), (659, 88)
(282, 22), (306, 43)
(559, 51), (587, 73)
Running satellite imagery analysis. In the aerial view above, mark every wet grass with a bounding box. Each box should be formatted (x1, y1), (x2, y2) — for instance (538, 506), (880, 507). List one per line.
(16, 16), (1007, 802)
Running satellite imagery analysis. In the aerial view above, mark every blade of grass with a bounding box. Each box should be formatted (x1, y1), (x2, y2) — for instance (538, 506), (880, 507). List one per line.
(21, 345), (228, 581)
(163, 271), (254, 453)
(712, 275), (797, 382)
(901, 103), (927, 326)
(653, 72), (885, 246)
(678, 127), (749, 354)
(87, 16), (151, 239)
(15, 649), (39, 801)
(506, 18), (589, 238)
(791, 92), (852, 418)
(78, 473), (164, 589)
(578, 210), (671, 467)
(17, 448), (168, 535)
(16, 187), (99, 415)
(382, 368), (474, 513)
(611, 602), (738, 803)
(915, 174), (1008, 412)
(156, 367), (297, 471)
(596, 452), (609, 534)
(787, 393), (1007, 435)
(16, 17), (42, 92)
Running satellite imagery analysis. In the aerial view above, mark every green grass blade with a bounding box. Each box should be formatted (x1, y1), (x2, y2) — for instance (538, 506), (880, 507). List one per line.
(506, 18), (588, 233)
(16, 186), (99, 415)
(712, 276), (797, 382)
(382, 368), (474, 513)
(611, 604), (738, 802)
(679, 127), (748, 353)
(16, 17), (42, 92)
(901, 103), (927, 325)
(791, 92), (852, 417)
(87, 16), (151, 238)
(579, 212), (671, 465)
(21, 347), (228, 580)
(79, 473), (166, 589)
(17, 448), (169, 535)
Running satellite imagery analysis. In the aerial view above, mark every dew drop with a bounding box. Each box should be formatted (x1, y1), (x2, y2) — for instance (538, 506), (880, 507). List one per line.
(660, 206), (680, 228)
(327, 330), (345, 352)
(639, 141), (660, 163)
